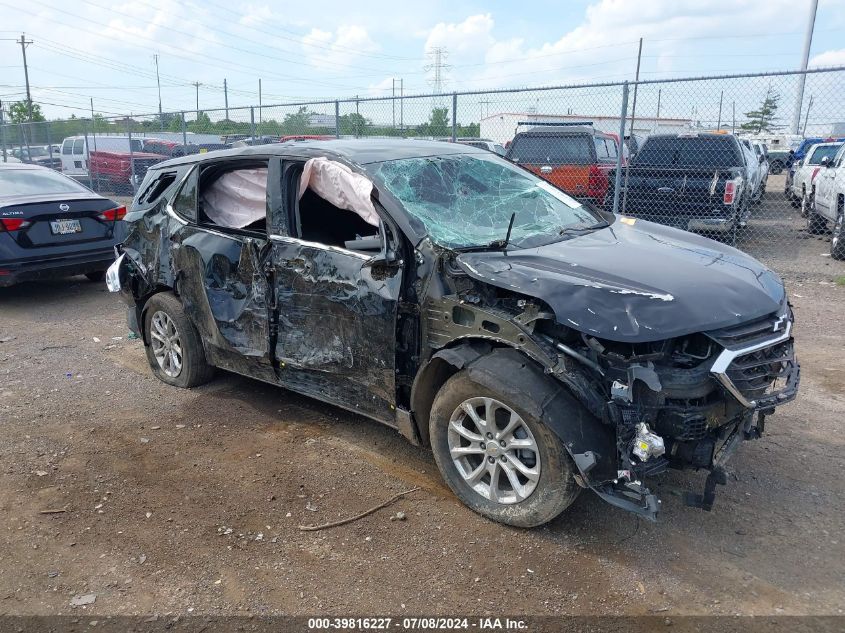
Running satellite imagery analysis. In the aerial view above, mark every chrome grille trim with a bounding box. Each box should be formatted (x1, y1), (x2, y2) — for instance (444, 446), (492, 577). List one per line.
(710, 319), (793, 409)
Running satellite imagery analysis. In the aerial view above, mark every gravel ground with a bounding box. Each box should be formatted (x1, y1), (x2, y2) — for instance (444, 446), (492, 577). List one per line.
(0, 177), (843, 619)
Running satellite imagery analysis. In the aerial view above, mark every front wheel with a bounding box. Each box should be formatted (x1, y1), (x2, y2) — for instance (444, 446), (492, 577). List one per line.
(143, 292), (215, 388)
(429, 369), (580, 528)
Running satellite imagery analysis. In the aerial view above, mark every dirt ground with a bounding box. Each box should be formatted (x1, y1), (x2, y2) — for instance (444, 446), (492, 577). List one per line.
(1, 177), (844, 619)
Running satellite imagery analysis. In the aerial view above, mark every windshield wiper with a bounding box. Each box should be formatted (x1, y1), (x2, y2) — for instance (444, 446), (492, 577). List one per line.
(559, 221), (609, 236)
(487, 211), (516, 250)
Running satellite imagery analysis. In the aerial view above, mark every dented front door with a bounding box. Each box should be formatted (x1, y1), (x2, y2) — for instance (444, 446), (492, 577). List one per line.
(269, 239), (402, 423)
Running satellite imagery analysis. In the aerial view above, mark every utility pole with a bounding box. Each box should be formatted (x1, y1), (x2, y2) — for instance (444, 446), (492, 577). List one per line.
(258, 78), (262, 124)
(400, 78), (404, 131)
(89, 97), (98, 152)
(621, 38), (643, 216)
(18, 34), (33, 121)
(392, 78), (396, 129)
(802, 94), (814, 135)
(154, 54), (163, 129)
(792, 0), (818, 134)
(224, 78), (229, 120)
(732, 101), (736, 133)
(193, 82), (200, 113)
(716, 90), (724, 131)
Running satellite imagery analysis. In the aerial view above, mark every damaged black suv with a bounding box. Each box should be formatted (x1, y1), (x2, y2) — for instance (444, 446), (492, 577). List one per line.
(109, 140), (799, 527)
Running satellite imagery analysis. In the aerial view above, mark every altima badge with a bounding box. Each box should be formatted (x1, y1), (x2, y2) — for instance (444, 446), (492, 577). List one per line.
(59, 203), (70, 211)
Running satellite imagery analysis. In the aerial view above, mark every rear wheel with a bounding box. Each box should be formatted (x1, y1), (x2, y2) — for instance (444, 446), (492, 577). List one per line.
(429, 368), (580, 528)
(143, 292), (214, 388)
(770, 160), (783, 175)
(831, 205), (845, 261)
(807, 197), (827, 235)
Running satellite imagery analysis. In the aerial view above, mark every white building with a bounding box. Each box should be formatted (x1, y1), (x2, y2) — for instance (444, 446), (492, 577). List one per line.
(480, 112), (694, 145)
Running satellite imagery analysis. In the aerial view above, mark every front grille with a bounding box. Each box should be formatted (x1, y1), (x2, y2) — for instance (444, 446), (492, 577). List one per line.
(707, 309), (789, 348)
(726, 338), (795, 401)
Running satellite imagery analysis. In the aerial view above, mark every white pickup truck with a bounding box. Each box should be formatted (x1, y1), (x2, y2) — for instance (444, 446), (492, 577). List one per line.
(808, 143), (845, 259)
(792, 142), (843, 216)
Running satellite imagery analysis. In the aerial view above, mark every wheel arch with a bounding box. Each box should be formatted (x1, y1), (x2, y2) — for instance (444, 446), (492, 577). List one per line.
(411, 342), (617, 484)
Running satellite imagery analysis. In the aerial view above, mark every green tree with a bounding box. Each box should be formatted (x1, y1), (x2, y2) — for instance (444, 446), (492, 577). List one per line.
(339, 112), (369, 136)
(169, 112), (184, 132)
(188, 111), (213, 133)
(8, 101), (45, 123)
(281, 106), (313, 134)
(417, 107), (450, 137)
(740, 90), (781, 133)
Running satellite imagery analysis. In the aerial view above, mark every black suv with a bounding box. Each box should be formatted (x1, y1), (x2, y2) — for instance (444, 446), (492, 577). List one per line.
(109, 140), (798, 526)
(613, 133), (751, 244)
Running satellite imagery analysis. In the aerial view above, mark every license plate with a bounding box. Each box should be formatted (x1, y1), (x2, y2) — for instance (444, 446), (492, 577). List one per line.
(50, 218), (82, 235)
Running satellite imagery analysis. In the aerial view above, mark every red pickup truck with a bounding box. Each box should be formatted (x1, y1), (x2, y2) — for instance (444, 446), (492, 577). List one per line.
(505, 126), (619, 206)
(90, 149), (168, 194)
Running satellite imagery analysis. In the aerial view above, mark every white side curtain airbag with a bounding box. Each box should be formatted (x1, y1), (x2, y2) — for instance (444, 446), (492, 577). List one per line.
(298, 157), (379, 227)
(201, 168), (267, 229)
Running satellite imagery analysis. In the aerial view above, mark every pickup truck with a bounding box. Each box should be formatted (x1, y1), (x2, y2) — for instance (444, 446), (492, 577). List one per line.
(505, 126), (619, 206)
(610, 133), (749, 244)
(808, 143), (845, 259)
(89, 149), (168, 194)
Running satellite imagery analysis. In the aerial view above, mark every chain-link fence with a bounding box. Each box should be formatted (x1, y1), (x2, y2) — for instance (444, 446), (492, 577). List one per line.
(3, 67), (844, 278)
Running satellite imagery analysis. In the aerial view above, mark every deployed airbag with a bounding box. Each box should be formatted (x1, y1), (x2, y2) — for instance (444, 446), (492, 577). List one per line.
(201, 168), (267, 229)
(298, 157), (379, 227)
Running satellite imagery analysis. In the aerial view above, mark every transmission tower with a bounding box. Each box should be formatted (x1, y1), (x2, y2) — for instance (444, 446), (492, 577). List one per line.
(424, 47), (450, 94)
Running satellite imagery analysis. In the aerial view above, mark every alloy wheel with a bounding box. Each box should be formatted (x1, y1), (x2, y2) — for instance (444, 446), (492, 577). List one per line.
(447, 397), (541, 504)
(149, 311), (183, 378)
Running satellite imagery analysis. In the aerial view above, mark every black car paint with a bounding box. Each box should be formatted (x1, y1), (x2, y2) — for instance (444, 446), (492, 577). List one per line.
(115, 140), (799, 521)
(456, 219), (784, 342)
(613, 134), (748, 231)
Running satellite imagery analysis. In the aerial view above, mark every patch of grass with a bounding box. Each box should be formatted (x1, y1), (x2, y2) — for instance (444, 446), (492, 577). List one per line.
(836, 276), (845, 287)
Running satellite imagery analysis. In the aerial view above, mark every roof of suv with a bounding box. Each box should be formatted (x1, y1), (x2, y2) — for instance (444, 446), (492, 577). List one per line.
(513, 126), (609, 138)
(150, 138), (487, 170)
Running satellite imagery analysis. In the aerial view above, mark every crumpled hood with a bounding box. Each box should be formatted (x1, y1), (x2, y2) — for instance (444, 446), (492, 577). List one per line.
(456, 218), (785, 342)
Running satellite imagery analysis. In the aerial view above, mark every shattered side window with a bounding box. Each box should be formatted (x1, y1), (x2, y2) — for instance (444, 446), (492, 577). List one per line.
(372, 154), (600, 249)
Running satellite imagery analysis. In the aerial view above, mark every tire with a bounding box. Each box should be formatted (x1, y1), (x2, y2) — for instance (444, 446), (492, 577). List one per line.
(831, 204), (845, 261)
(84, 270), (105, 282)
(807, 197), (827, 235)
(770, 160), (783, 175)
(800, 188), (812, 219)
(429, 368), (580, 528)
(143, 292), (215, 388)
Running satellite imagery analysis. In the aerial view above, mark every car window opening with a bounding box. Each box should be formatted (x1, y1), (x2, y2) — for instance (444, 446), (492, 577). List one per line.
(296, 157), (382, 253)
(199, 166), (267, 232)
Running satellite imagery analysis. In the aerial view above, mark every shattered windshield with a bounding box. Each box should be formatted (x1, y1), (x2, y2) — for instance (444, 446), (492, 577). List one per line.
(372, 153), (601, 249)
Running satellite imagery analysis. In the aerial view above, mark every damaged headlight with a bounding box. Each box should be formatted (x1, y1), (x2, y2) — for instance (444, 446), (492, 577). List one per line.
(632, 423), (665, 462)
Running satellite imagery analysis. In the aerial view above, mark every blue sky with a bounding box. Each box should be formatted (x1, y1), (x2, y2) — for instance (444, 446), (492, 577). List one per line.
(0, 0), (843, 120)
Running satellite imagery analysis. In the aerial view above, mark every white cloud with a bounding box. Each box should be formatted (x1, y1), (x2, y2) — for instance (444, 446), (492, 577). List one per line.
(302, 25), (379, 71)
(810, 49), (845, 68)
(419, 0), (801, 91)
(238, 4), (274, 28)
